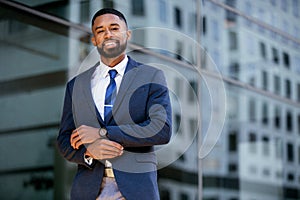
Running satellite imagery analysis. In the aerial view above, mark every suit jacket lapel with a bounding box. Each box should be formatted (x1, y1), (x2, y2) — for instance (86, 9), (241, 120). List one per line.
(77, 62), (105, 125)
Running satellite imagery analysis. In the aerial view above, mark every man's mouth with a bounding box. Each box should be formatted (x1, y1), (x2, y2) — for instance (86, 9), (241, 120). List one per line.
(103, 40), (118, 48)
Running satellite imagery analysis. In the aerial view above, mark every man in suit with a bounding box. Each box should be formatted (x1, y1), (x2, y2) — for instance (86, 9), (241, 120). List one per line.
(57, 8), (172, 200)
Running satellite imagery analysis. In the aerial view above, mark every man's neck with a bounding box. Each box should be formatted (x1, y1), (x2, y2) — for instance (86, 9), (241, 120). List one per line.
(101, 54), (126, 68)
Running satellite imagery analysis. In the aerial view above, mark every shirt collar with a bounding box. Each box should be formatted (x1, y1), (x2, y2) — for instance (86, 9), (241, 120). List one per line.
(99, 55), (128, 78)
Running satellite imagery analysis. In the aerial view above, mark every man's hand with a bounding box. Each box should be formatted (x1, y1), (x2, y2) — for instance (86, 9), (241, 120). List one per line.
(86, 139), (124, 160)
(70, 125), (101, 149)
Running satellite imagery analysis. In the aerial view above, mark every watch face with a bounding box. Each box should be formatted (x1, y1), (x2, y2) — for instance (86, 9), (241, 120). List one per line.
(100, 128), (107, 136)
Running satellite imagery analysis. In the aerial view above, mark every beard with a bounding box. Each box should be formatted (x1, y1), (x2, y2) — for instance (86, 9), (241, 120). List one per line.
(97, 40), (127, 58)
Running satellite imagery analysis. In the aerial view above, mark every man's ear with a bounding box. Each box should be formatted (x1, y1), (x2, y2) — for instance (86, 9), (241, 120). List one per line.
(126, 30), (132, 40)
(91, 36), (96, 46)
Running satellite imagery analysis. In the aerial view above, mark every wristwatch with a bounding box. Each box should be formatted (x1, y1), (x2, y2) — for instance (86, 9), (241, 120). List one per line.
(98, 128), (107, 138)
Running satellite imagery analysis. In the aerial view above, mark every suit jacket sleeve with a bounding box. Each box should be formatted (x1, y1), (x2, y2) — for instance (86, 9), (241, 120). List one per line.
(106, 69), (172, 147)
(56, 79), (93, 168)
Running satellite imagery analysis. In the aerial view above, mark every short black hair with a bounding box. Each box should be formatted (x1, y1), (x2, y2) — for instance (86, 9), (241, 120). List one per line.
(91, 8), (127, 28)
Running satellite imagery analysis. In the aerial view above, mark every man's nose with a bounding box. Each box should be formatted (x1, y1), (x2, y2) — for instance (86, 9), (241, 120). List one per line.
(104, 29), (112, 38)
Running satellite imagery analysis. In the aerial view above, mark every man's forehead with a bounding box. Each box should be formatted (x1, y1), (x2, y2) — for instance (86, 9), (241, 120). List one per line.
(93, 14), (124, 25)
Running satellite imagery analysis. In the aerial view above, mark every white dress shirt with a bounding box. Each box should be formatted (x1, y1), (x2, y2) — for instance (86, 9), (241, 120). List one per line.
(91, 56), (128, 119)
(84, 56), (128, 166)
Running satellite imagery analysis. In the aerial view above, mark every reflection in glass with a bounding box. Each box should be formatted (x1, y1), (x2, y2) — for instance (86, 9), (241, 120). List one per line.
(1, 0), (300, 199)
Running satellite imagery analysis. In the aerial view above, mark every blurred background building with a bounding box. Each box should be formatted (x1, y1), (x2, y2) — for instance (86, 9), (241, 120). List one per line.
(0, 0), (299, 200)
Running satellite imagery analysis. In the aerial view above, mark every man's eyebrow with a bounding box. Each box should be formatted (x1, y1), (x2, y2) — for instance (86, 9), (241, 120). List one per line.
(95, 23), (120, 30)
(110, 23), (120, 26)
(95, 26), (103, 30)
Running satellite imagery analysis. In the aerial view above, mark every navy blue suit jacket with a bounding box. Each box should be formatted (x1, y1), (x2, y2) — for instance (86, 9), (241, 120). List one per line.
(57, 57), (172, 200)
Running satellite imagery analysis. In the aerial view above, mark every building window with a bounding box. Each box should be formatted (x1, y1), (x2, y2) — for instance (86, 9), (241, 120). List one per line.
(228, 95), (238, 119)
(258, 9), (265, 33)
(189, 118), (198, 137)
(286, 111), (293, 132)
(228, 131), (238, 152)
(246, 34), (255, 55)
(175, 77), (183, 98)
(229, 63), (239, 80)
(293, 0), (299, 17)
(175, 40), (183, 60)
(262, 71), (268, 90)
(281, 0), (288, 12)
(249, 76), (255, 86)
(132, 0), (145, 16)
(276, 171), (283, 179)
(298, 146), (300, 164)
(274, 105), (281, 129)
(229, 31), (238, 50)
(228, 163), (237, 173)
(202, 16), (206, 35)
(295, 56), (300, 74)
(262, 102), (269, 125)
(249, 98), (256, 122)
(297, 83), (300, 102)
(103, 0), (114, 8)
(274, 75), (281, 95)
(263, 168), (270, 177)
(179, 193), (189, 200)
(244, 1), (252, 26)
(189, 13), (197, 32)
(160, 188), (170, 200)
(270, 0), (276, 6)
(188, 81), (198, 102)
(287, 173), (294, 182)
(298, 114), (300, 134)
(285, 79), (291, 99)
(262, 136), (270, 156)
(283, 52), (290, 68)
(260, 42), (267, 59)
(249, 132), (257, 153)
(212, 19), (220, 41)
(174, 7), (182, 28)
(8, 20), (28, 34)
(80, 1), (90, 23)
(212, 50), (220, 69)
(226, 0), (236, 22)
(287, 143), (294, 162)
(275, 137), (283, 159)
(270, 14), (277, 39)
(175, 113), (182, 134)
(131, 27), (145, 46)
(249, 165), (257, 175)
(159, 0), (167, 23)
(203, 198), (218, 200)
(272, 47), (279, 64)
(294, 27), (300, 47)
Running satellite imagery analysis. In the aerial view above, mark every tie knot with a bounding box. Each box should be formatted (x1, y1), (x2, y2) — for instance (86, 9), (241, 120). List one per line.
(108, 70), (117, 79)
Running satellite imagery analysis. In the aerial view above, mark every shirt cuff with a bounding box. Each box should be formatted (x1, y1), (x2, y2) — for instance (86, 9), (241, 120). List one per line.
(84, 154), (93, 165)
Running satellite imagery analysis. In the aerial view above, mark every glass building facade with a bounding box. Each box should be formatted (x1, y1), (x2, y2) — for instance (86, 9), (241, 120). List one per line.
(0, 0), (299, 199)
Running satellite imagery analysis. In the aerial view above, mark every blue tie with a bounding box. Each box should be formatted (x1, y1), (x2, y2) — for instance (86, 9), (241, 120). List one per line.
(104, 69), (117, 123)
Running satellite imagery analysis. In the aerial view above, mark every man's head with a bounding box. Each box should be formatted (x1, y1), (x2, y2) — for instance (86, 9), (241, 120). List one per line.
(91, 8), (131, 60)
(91, 8), (128, 29)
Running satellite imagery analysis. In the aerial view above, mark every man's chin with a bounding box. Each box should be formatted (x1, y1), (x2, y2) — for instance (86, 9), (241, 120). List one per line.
(103, 51), (121, 58)
(97, 48), (116, 58)
(97, 43), (127, 58)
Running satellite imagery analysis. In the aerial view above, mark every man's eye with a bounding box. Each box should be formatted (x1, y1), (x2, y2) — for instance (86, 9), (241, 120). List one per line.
(97, 30), (104, 33)
(111, 27), (119, 31)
